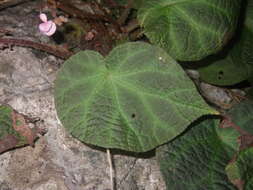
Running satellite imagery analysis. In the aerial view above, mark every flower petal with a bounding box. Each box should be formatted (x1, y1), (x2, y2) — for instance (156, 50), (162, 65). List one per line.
(45, 22), (56, 36)
(39, 13), (47, 22)
(39, 21), (57, 36)
(39, 22), (52, 33)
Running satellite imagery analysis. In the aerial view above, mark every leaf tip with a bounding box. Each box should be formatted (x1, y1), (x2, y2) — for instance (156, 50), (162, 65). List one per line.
(210, 110), (220, 115)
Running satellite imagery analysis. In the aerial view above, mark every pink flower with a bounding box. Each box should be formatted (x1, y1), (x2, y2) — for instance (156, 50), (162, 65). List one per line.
(39, 13), (56, 36)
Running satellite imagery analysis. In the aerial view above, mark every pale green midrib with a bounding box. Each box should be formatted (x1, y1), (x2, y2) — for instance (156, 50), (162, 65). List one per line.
(173, 6), (219, 57)
(112, 69), (181, 79)
(174, 6), (220, 36)
(115, 81), (205, 131)
(64, 77), (106, 136)
(169, 22), (181, 57)
(161, 0), (195, 6)
(112, 48), (149, 72)
(81, 50), (104, 71)
(56, 73), (104, 98)
(116, 81), (191, 134)
(115, 79), (211, 113)
(57, 75), (105, 120)
(114, 76), (195, 96)
(167, 10), (201, 59)
(71, 85), (107, 138)
(142, 0), (230, 30)
(112, 68), (154, 78)
(141, 0), (231, 59)
(163, 13), (175, 53)
(128, 87), (168, 144)
(141, 7), (178, 55)
(103, 94), (121, 147)
(161, 0), (230, 20)
(85, 113), (129, 147)
(139, 6), (159, 26)
(110, 80), (146, 151)
(107, 91), (139, 150)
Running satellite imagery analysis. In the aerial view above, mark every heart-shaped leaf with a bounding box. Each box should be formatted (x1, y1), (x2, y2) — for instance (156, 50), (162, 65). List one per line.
(137, 0), (241, 61)
(199, 0), (253, 85)
(54, 42), (214, 152)
(157, 119), (240, 189)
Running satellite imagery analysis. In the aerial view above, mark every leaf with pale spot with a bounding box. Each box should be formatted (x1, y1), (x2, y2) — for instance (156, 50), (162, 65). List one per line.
(199, 0), (253, 85)
(54, 42), (214, 152)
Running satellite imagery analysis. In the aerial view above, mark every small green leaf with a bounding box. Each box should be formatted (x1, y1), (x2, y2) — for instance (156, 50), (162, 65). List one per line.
(0, 105), (27, 153)
(157, 119), (240, 189)
(228, 100), (253, 135)
(198, 55), (250, 86)
(54, 42), (213, 152)
(216, 126), (241, 151)
(137, 0), (241, 61)
(199, 0), (253, 85)
(226, 147), (253, 190)
(0, 105), (15, 139)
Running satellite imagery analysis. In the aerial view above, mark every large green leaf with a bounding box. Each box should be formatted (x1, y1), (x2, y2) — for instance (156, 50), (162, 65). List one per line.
(226, 147), (253, 190)
(199, 0), (253, 85)
(54, 42), (214, 152)
(137, 0), (241, 61)
(157, 119), (240, 189)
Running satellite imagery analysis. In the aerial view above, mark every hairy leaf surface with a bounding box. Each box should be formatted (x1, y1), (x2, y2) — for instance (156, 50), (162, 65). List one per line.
(54, 42), (213, 152)
(226, 147), (253, 190)
(228, 100), (253, 135)
(137, 0), (241, 61)
(199, 0), (253, 85)
(157, 119), (240, 189)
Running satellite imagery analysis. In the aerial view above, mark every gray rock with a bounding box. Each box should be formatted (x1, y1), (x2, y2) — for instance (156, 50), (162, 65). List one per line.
(0, 2), (165, 190)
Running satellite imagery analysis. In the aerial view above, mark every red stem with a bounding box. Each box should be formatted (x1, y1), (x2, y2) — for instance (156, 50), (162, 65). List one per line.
(0, 38), (73, 59)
